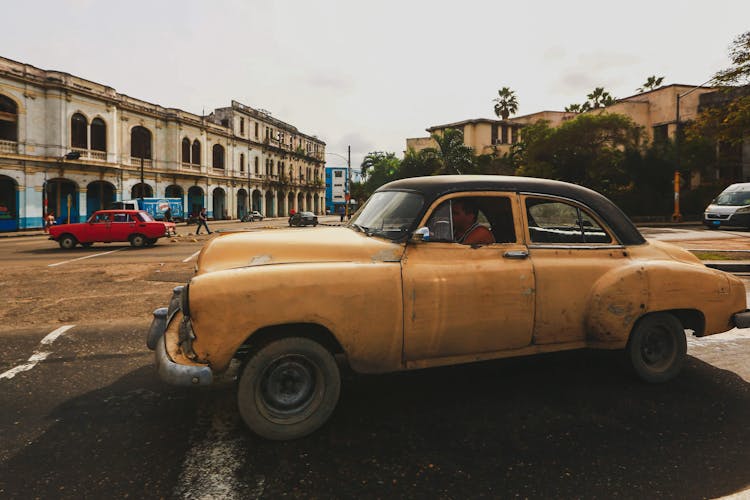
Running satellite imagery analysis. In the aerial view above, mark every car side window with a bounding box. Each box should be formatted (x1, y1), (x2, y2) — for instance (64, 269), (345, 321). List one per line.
(113, 213), (130, 223)
(91, 213), (110, 223)
(525, 198), (612, 244)
(424, 196), (516, 244)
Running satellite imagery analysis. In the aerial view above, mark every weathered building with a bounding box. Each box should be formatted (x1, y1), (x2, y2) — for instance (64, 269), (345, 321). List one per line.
(0, 56), (326, 231)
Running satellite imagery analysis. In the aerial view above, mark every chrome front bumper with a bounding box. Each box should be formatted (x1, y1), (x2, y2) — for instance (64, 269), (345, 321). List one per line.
(147, 286), (212, 386)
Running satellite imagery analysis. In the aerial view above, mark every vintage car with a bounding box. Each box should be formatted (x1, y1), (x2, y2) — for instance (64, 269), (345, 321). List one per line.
(147, 175), (750, 440)
(288, 211), (318, 227)
(241, 210), (264, 222)
(49, 209), (173, 249)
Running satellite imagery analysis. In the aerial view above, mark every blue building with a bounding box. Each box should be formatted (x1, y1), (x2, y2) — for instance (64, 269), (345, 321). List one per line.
(325, 166), (348, 215)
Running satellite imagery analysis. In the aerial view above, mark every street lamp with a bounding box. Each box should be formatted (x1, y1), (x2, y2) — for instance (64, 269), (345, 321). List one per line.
(325, 146), (352, 219)
(673, 78), (716, 221)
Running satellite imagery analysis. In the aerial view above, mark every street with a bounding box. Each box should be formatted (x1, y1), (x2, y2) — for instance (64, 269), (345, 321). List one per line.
(1, 224), (750, 499)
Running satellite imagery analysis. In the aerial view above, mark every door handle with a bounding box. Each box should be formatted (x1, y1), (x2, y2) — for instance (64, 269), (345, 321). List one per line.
(503, 250), (528, 259)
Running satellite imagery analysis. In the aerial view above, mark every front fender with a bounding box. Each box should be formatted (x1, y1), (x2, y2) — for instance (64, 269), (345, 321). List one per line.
(187, 262), (404, 374)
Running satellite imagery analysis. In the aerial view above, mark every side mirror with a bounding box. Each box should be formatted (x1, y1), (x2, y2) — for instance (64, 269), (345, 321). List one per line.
(412, 226), (430, 241)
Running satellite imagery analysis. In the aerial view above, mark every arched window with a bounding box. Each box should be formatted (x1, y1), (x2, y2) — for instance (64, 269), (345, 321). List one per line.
(91, 118), (106, 151)
(71, 113), (87, 149)
(0, 94), (19, 142)
(130, 126), (152, 159)
(181, 138), (190, 164)
(240, 153), (245, 173)
(192, 140), (201, 166)
(212, 144), (225, 170)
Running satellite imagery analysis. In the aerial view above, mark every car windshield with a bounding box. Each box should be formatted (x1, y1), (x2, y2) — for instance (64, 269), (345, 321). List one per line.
(714, 191), (750, 206)
(348, 191), (424, 240)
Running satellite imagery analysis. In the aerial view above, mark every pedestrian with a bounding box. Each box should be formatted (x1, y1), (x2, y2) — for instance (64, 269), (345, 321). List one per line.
(164, 207), (172, 222)
(196, 207), (212, 235)
(339, 206), (345, 223)
(44, 212), (55, 233)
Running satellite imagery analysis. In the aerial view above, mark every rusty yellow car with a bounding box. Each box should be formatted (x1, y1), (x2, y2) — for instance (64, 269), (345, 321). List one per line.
(147, 175), (750, 440)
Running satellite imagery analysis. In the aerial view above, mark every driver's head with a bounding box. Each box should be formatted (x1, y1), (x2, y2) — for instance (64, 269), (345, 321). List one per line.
(451, 198), (479, 228)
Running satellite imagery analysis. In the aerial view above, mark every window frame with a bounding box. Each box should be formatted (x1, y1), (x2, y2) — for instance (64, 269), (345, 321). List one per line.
(520, 193), (622, 249)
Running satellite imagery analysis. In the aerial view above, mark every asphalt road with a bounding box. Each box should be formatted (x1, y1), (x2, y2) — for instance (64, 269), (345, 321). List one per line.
(1, 225), (749, 499)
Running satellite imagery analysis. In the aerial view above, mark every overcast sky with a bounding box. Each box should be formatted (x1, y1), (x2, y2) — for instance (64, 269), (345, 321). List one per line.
(2, 0), (748, 169)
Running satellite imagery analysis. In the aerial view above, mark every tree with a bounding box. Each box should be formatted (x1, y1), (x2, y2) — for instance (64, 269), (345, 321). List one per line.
(423, 128), (476, 175)
(358, 151), (401, 198)
(565, 103), (582, 113)
(493, 87), (519, 120)
(586, 87), (616, 108)
(688, 31), (750, 150)
(517, 113), (643, 197)
(360, 151), (397, 181)
(713, 31), (750, 85)
(637, 76), (665, 93)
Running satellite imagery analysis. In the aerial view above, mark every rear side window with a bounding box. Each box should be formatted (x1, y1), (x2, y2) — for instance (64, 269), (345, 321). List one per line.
(526, 198), (611, 244)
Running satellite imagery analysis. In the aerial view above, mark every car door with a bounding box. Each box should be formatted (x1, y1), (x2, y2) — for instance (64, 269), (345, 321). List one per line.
(521, 194), (628, 345)
(402, 192), (535, 363)
(86, 212), (112, 242)
(110, 212), (136, 241)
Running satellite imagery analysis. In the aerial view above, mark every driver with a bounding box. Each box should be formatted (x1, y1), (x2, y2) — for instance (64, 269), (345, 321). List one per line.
(451, 198), (495, 245)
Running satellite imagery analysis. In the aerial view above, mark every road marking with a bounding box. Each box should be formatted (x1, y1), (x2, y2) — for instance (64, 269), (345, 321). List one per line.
(182, 250), (201, 263)
(0, 325), (75, 380)
(48, 249), (123, 267)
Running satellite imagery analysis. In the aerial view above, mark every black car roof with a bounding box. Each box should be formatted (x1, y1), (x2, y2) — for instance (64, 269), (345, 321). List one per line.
(376, 175), (645, 245)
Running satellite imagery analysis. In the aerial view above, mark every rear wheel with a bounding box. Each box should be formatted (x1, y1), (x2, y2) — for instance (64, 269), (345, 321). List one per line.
(59, 235), (77, 249)
(627, 313), (687, 383)
(237, 337), (341, 440)
(145, 238), (157, 247)
(130, 234), (147, 248)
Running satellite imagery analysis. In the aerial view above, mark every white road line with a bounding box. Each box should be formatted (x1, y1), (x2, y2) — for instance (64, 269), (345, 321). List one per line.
(182, 250), (201, 263)
(48, 249), (123, 267)
(0, 325), (75, 380)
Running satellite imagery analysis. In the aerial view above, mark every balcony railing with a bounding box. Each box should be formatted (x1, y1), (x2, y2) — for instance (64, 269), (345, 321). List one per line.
(72, 147), (107, 161)
(0, 140), (18, 154)
(130, 156), (153, 168)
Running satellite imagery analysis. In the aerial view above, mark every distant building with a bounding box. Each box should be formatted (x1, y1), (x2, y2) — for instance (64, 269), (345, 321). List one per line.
(325, 166), (348, 215)
(0, 56), (326, 231)
(406, 112), (576, 157)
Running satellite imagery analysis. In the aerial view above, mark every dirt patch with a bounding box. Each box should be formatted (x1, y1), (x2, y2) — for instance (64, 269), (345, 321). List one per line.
(0, 261), (189, 331)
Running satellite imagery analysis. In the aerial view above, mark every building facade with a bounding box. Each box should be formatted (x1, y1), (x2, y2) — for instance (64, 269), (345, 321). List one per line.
(324, 166), (348, 215)
(0, 56), (326, 232)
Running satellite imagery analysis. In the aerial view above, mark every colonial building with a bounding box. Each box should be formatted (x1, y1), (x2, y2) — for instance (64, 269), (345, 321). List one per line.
(0, 56), (326, 232)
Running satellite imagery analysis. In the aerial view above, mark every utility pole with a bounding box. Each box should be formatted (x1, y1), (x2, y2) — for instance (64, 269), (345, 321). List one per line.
(346, 145), (351, 219)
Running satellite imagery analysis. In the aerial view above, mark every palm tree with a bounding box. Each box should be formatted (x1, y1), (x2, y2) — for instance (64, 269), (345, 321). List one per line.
(637, 75), (664, 93)
(493, 87), (519, 120)
(587, 87), (616, 108)
(424, 128), (475, 175)
(565, 103), (582, 113)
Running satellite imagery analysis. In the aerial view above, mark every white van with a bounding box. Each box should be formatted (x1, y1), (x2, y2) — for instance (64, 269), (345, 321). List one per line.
(703, 183), (750, 229)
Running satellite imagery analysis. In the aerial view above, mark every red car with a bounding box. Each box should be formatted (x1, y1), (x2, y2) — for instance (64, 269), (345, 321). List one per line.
(49, 209), (174, 249)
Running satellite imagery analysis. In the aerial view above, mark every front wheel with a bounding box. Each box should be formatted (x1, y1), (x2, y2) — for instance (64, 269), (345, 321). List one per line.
(627, 312), (687, 383)
(237, 337), (341, 440)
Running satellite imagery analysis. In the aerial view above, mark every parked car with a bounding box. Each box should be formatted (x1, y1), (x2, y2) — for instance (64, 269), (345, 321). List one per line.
(703, 182), (750, 229)
(288, 211), (318, 226)
(241, 211), (264, 222)
(147, 175), (750, 440)
(49, 209), (173, 249)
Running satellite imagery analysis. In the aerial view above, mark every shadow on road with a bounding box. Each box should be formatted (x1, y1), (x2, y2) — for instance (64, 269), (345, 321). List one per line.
(1, 350), (749, 498)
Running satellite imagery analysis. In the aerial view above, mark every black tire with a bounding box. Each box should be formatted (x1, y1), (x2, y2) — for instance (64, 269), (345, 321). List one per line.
(627, 312), (687, 383)
(130, 234), (147, 248)
(81, 242), (93, 248)
(145, 238), (157, 247)
(59, 235), (77, 249)
(237, 337), (341, 440)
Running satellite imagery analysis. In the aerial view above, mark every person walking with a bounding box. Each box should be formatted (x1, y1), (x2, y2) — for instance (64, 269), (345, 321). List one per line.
(44, 212), (55, 233)
(196, 207), (212, 235)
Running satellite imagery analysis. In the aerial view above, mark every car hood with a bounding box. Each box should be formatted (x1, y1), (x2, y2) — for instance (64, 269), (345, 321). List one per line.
(705, 203), (746, 215)
(195, 227), (405, 275)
